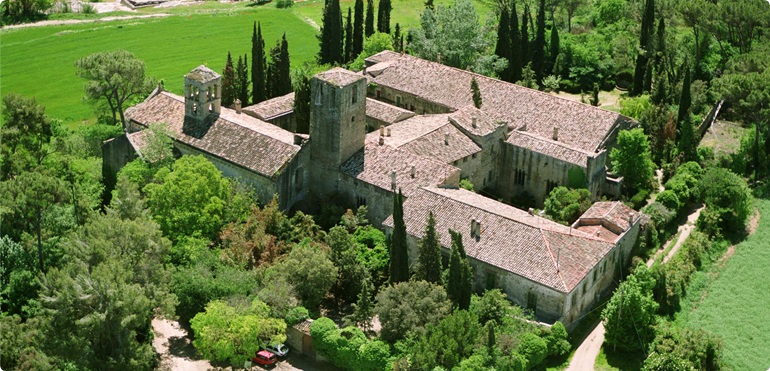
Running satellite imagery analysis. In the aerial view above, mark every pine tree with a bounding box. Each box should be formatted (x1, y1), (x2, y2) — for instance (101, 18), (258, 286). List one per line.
(520, 4), (531, 66)
(532, 0), (546, 82)
(353, 0), (364, 58)
(389, 190), (409, 284)
(447, 229), (472, 310)
(252, 22), (267, 104)
(377, 0), (391, 34)
(509, 2), (522, 82)
(415, 211), (442, 284)
(319, 0), (344, 65)
(365, 0), (375, 37)
(345, 277), (374, 331)
(547, 21), (560, 76)
(393, 23), (402, 52)
(221, 52), (237, 108)
(650, 68), (667, 105)
(471, 77), (482, 109)
(495, 7), (512, 82)
(345, 7), (353, 63)
(236, 54), (249, 106)
(677, 64), (691, 128)
(632, 0), (655, 96)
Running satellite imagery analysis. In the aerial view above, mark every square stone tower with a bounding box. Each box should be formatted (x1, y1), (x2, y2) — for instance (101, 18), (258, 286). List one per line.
(184, 65), (221, 124)
(309, 68), (367, 197)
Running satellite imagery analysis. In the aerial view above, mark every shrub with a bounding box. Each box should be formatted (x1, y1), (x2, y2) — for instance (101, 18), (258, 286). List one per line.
(517, 332), (548, 368)
(629, 189), (650, 209)
(459, 178), (475, 192)
(81, 3), (95, 14)
(543, 187), (591, 225)
(698, 168), (753, 234)
(275, 0), (293, 7)
(642, 202), (675, 230)
(656, 190), (681, 211)
(545, 321), (571, 357)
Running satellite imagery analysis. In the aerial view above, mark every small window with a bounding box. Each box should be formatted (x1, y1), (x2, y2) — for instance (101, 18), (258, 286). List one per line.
(571, 292), (577, 306)
(356, 196), (367, 208)
(396, 96), (402, 106)
(351, 116), (355, 122)
(582, 282), (587, 295)
(453, 160), (458, 166)
(603, 260), (607, 273)
(352, 85), (358, 104)
(376, 90), (381, 98)
(514, 169), (526, 185)
(593, 269), (597, 283)
(472, 153), (477, 159)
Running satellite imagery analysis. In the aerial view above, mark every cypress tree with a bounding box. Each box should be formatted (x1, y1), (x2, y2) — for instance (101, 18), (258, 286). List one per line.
(346, 276), (374, 331)
(319, 0), (344, 65)
(345, 7), (353, 63)
(236, 54), (249, 106)
(548, 21), (560, 76)
(677, 65), (692, 129)
(509, 2), (522, 82)
(389, 190), (409, 284)
(655, 17), (665, 67)
(365, 0), (375, 37)
(447, 229), (472, 310)
(591, 82), (600, 106)
(471, 77), (482, 109)
(494, 6), (512, 82)
(678, 114), (696, 161)
(393, 22), (402, 52)
(632, 0), (655, 96)
(293, 65), (312, 134)
(353, 0), (364, 58)
(252, 22), (267, 104)
(377, 0), (391, 34)
(221, 52), (236, 108)
(532, 0), (546, 82)
(415, 211), (442, 284)
(267, 35), (291, 98)
(520, 4), (530, 66)
(650, 68), (667, 105)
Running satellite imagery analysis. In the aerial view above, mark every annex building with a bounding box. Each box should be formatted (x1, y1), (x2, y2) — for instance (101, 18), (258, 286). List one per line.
(104, 51), (641, 327)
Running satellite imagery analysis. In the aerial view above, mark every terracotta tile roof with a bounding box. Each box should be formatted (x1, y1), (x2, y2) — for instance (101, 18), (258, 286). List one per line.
(293, 319), (313, 334)
(448, 105), (505, 137)
(366, 98), (415, 124)
(243, 92), (295, 120)
(575, 201), (641, 236)
(185, 65), (219, 83)
(126, 130), (149, 158)
(369, 54), (634, 153)
(506, 130), (595, 167)
(339, 142), (460, 197)
(365, 50), (402, 66)
(125, 91), (301, 178)
(383, 187), (614, 293)
(315, 67), (364, 87)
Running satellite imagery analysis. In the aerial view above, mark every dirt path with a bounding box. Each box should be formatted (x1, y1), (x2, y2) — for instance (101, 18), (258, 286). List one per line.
(565, 322), (605, 371)
(152, 318), (213, 371)
(662, 206), (703, 264)
(2, 13), (171, 29)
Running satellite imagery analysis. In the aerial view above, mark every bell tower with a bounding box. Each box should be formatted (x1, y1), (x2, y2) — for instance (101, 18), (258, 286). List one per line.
(184, 65), (222, 123)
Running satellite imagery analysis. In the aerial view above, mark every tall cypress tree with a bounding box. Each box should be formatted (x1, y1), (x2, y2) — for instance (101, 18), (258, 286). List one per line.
(345, 7), (353, 63)
(365, 0), (375, 37)
(447, 229), (472, 310)
(509, 2), (522, 82)
(353, 0), (364, 58)
(632, 0), (655, 96)
(267, 34), (292, 99)
(677, 65), (691, 129)
(389, 190), (409, 284)
(415, 211), (442, 284)
(377, 0), (391, 34)
(237, 54), (249, 106)
(520, 4), (531, 66)
(494, 6), (512, 82)
(293, 65), (312, 134)
(319, 0), (344, 65)
(548, 21), (560, 76)
(252, 22), (267, 104)
(532, 0), (546, 82)
(650, 67), (667, 105)
(471, 77), (482, 109)
(393, 23), (402, 52)
(221, 52), (236, 108)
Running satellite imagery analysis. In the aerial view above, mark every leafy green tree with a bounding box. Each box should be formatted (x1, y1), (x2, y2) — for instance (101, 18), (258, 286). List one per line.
(268, 241), (338, 312)
(469, 289), (512, 326)
(319, 0), (344, 65)
(353, 0), (364, 57)
(591, 82), (600, 106)
(374, 280), (451, 342)
(267, 33), (292, 99)
(252, 22), (267, 104)
(643, 324), (722, 371)
(0, 94), (52, 178)
(191, 298), (286, 366)
(546, 321), (571, 357)
(365, 0), (375, 37)
(377, 0), (391, 33)
(344, 277), (375, 331)
(447, 229), (473, 310)
(543, 186), (591, 225)
(327, 226), (368, 304)
(389, 190), (410, 283)
(518, 332), (548, 368)
(143, 156), (230, 241)
(601, 263), (659, 352)
(1, 0), (53, 24)
(411, 310), (481, 370)
(698, 167), (753, 234)
(75, 50), (155, 130)
(532, 0), (546, 82)
(677, 65), (692, 129)
(414, 211), (442, 284)
(471, 76), (482, 109)
(350, 32), (394, 70)
(354, 225), (390, 288)
(610, 128), (655, 195)
(221, 52), (237, 108)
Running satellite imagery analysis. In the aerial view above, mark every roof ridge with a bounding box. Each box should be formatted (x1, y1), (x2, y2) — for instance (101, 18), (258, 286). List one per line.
(540, 228), (567, 291)
(511, 129), (596, 156)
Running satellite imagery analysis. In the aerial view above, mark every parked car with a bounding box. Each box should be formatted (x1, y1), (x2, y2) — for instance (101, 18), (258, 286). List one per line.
(252, 350), (277, 367)
(262, 343), (289, 358)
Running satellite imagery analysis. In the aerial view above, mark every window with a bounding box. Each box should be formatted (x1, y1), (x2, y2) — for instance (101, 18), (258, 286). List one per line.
(472, 153), (477, 159)
(352, 85), (358, 104)
(351, 116), (355, 122)
(453, 160), (458, 166)
(571, 293), (577, 307)
(514, 169), (526, 185)
(603, 260), (607, 273)
(546, 180), (559, 195)
(356, 196), (367, 208)
(593, 269), (597, 283)
(294, 167), (303, 191)
(376, 90), (381, 98)
(582, 282), (587, 295)
(396, 96), (402, 107)
(527, 290), (538, 312)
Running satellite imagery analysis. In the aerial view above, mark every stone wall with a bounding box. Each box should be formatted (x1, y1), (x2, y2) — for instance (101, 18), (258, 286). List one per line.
(338, 174), (395, 227)
(102, 134), (138, 198)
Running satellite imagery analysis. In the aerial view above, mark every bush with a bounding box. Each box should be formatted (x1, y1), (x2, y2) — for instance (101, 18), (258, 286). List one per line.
(311, 318), (391, 371)
(629, 189), (650, 209)
(275, 0), (293, 7)
(459, 178), (475, 192)
(545, 322), (571, 357)
(643, 202), (675, 229)
(656, 190), (681, 211)
(698, 168), (753, 234)
(517, 332), (548, 368)
(543, 187), (591, 225)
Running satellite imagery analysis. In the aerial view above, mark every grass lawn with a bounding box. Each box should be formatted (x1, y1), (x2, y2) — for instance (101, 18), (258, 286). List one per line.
(674, 199), (770, 371)
(1, 7), (318, 127)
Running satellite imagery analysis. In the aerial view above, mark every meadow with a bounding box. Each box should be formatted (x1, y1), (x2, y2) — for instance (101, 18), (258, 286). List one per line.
(675, 199), (770, 371)
(1, 7), (319, 126)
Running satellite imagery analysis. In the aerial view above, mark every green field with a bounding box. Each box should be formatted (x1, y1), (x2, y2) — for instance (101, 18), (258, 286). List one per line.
(676, 199), (770, 371)
(1, 7), (319, 126)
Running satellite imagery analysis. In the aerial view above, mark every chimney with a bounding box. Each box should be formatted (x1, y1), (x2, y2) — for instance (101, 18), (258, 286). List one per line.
(444, 132), (449, 145)
(293, 134), (304, 145)
(552, 127), (559, 141)
(528, 207), (534, 216)
(471, 219), (477, 237)
(471, 116), (477, 128)
(379, 125), (385, 136)
(437, 53), (442, 64)
(476, 220), (482, 236)
(391, 171), (396, 191)
(362, 66), (367, 76)
(234, 99), (242, 114)
(628, 213), (634, 227)
(387, 128), (392, 137)
(410, 165), (415, 178)
(379, 136), (385, 145)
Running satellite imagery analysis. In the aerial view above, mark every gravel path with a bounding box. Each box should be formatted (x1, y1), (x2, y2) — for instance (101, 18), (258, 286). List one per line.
(2, 13), (170, 29)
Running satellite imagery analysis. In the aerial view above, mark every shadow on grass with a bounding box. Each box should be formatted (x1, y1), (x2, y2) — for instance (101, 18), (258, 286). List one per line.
(597, 345), (645, 371)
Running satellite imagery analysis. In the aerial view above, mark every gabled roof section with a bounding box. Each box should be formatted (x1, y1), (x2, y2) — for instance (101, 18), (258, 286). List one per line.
(364, 50), (402, 66)
(339, 142), (460, 197)
(506, 130), (595, 167)
(125, 91), (301, 178)
(383, 187), (615, 293)
(574, 201), (642, 241)
(366, 98), (415, 124)
(315, 67), (364, 87)
(369, 54), (634, 153)
(185, 65), (219, 83)
(448, 105), (505, 137)
(243, 92), (295, 120)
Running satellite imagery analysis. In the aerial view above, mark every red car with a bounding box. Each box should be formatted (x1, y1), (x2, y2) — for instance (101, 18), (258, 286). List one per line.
(252, 350), (277, 367)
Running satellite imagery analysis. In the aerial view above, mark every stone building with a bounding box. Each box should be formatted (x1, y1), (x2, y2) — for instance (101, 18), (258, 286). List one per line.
(105, 55), (641, 329)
